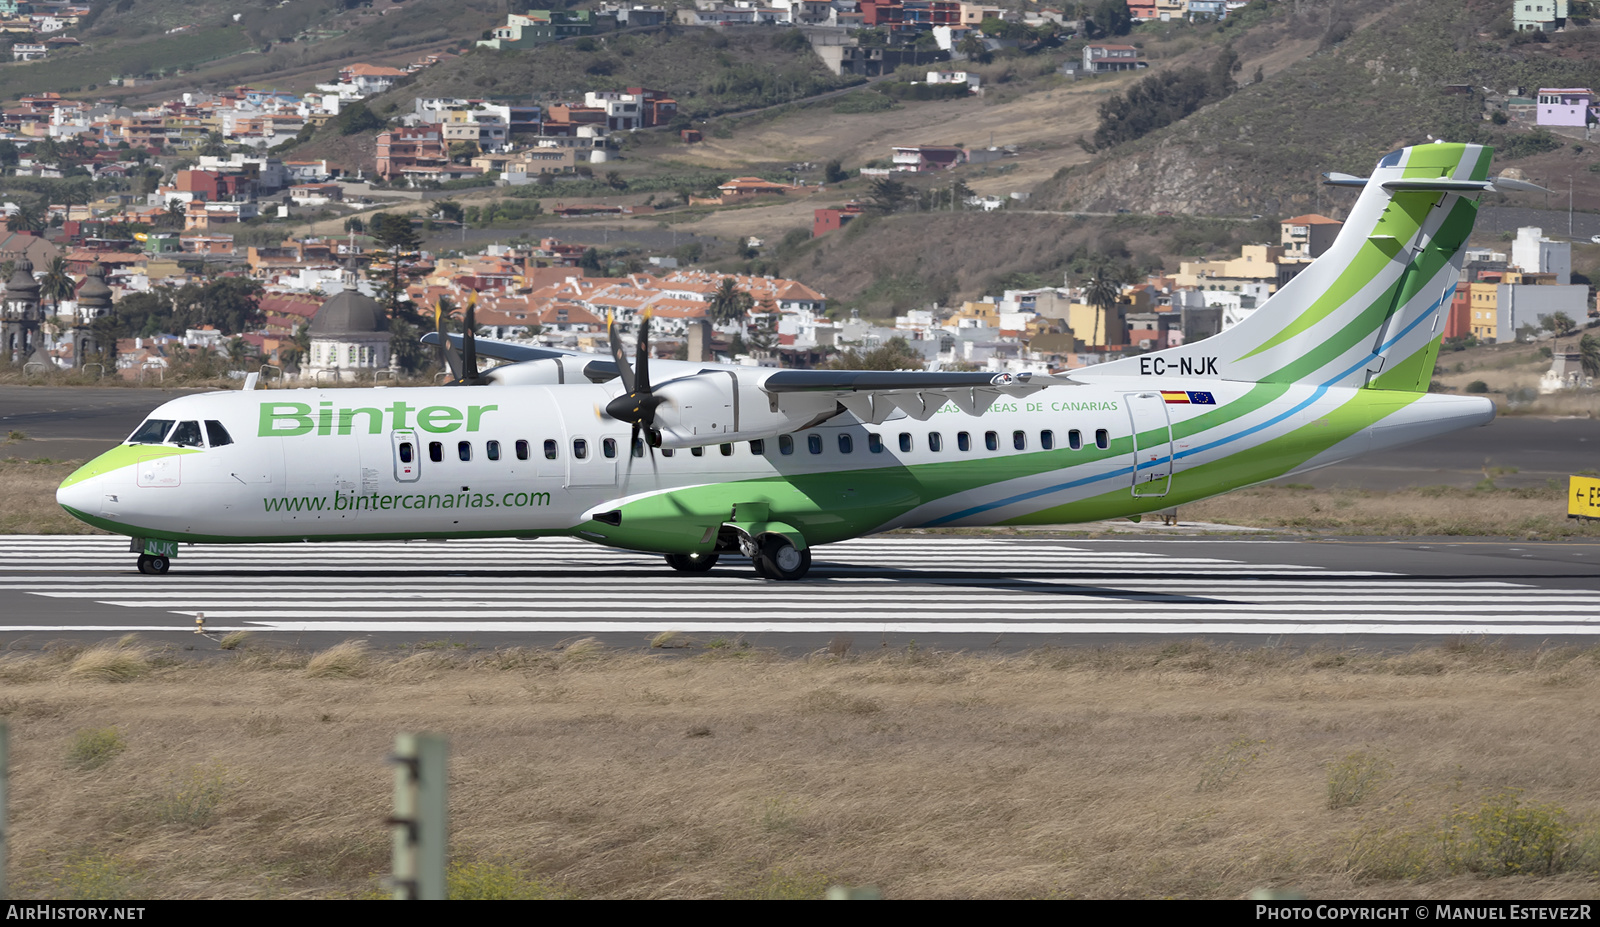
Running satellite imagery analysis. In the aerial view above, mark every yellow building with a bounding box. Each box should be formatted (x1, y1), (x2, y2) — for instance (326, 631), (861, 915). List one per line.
(1174, 244), (1284, 293)
(1468, 281), (1499, 341)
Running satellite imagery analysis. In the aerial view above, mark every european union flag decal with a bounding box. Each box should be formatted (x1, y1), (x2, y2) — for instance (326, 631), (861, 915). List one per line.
(1187, 391), (1216, 405)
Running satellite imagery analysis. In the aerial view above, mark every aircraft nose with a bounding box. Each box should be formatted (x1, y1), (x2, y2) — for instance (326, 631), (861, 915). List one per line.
(57, 463), (102, 518)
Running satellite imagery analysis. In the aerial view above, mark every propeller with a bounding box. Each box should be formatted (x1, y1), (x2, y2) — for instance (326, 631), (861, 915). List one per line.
(603, 309), (665, 452)
(437, 292), (490, 386)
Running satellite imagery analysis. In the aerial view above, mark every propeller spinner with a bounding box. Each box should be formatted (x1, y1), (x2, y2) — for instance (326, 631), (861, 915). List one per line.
(603, 309), (664, 449)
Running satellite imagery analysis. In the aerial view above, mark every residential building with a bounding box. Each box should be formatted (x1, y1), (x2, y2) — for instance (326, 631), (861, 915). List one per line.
(1513, 0), (1567, 32)
(1082, 44), (1145, 73)
(892, 144), (967, 172)
(477, 10), (596, 48)
(1279, 214), (1342, 262)
(814, 201), (865, 237)
(375, 127), (448, 181)
(1535, 88), (1594, 128)
(1511, 227), (1571, 284)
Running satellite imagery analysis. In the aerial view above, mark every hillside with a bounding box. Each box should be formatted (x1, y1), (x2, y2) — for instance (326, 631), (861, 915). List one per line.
(359, 27), (851, 120)
(1035, 0), (1600, 216)
(0, 0), (500, 102)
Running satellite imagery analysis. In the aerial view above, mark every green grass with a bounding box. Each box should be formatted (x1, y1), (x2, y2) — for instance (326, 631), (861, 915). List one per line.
(67, 727), (127, 771)
(0, 26), (254, 99)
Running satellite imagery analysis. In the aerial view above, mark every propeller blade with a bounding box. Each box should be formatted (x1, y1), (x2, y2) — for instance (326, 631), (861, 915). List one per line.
(607, 311), (636, 395)
(634, 308), (652, 395)
(435, 298), (463, 381)
(461, 292), (481, 383)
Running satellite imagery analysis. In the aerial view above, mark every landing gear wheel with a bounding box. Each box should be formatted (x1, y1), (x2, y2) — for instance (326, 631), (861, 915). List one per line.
(665, 551), (719, 572)
(754, 535), (811, 581)
(136, 554), (170, 575)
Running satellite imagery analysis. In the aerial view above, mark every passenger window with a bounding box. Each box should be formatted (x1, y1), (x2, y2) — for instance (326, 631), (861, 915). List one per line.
(458, 441), (472, 462)
(603, 438), (617, 459)
(128, 419), (174, 444)
(1013, 430), (1026, 451)
(779, 435), (794, 455)
(1095, 428), (1109, 449)
(543, 439), (558, 460)
(429, 441), (443, 463)
(516, 439), (530, 461)
(808, 434), (822, 455)
(633, 437), (646, 458)
(898, 433), (912, 453)
(573, 438), (588, 460)
(985, 431), (998, 451)
(928, 432), (942, 452)
(487, 440), (501, 461)
(868, 433), (883, 453)
(1069, 429), (1082, 450)
(1041, 430), (1054, 451)
(957, 431), (970, 452)
(204, 420), (233, 447)
(720, 443), (733, 457)
(691, 446), (704, 457)
(662, 448), (675, 458)
(750, 439), (765, 455)
(838, 434), (853, 454)
(170, 420), (203, 447)
(399, 442), (414, 463)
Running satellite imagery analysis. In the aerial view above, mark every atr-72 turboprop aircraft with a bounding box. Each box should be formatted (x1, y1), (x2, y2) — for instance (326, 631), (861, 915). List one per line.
(59, 143), (1499, 580)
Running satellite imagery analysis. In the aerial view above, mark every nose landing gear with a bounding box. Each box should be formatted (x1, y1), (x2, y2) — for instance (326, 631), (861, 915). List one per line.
(136, 554), (170, 575)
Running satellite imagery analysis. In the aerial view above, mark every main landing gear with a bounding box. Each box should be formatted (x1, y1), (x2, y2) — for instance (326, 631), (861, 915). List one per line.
(753, 534), (811, 581)
(661, 533), (813, 581)
(136, 554), (170, 575)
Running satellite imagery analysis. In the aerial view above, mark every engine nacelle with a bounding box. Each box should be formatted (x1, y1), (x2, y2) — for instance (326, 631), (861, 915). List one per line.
(487, 357), (610, 386)
(649, 372), (836, 448)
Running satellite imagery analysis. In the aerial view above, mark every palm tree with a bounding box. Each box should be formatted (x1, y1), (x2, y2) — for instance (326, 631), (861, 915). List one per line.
(1083, 267), (1121, 349)
(7, 202), (44, 233)
(1580, 333), (1600, 379)
(707, 277), (753, 327)
(39, 256), (75, 322)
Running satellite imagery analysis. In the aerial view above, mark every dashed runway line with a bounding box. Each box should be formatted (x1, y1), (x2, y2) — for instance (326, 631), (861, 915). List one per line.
(2, 536), (1597, 637)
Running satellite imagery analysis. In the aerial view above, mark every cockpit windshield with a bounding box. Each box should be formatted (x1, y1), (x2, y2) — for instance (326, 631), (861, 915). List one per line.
(127, 419), (175, 444)
(169, 421), (204, 447)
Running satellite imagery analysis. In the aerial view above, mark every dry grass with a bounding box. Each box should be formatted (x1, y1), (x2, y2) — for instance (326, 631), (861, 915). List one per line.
(3, 640), (1599, 899)
(1185, 484), (1600, 538)
(66, 639), (154, 683)
(304, 640), (372, 679)
(0, 458), (108, 535)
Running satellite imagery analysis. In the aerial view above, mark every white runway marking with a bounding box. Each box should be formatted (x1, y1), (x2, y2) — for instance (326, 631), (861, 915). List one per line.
(2, 536), (1597, 637)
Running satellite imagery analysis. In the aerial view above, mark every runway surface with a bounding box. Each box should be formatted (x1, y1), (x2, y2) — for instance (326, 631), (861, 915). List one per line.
(4, 534), (1598, 652)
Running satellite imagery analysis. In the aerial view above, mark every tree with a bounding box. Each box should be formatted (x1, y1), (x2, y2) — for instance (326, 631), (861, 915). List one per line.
(39, 256), (75, 321)
(707, 277), (754, 327)
(824, 336), (927, 370)
(1540, 312), (1577, 337)
(7, 202), (44, 233)
(1580, 332), (1600, 379)
(1083, 267), (1122, 349)
(866, 176), (913, 214)
(824, 160), (848, 184)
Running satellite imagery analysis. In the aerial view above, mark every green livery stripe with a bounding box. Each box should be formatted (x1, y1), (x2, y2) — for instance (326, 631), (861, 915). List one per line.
(1237, 144), (1474, 364)
(59, 445), (201, 489)
(1005, 388), (1423, 525)
(1369, 333), (1443, 393)
(1263, 194), (1477, 385)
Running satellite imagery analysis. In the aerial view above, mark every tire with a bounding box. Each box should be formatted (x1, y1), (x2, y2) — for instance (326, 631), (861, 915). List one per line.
(755, 535), (811, 581)
(665, 552), (719, 572)
(149, 555), (170, 575)
(136, 555), (153, 575)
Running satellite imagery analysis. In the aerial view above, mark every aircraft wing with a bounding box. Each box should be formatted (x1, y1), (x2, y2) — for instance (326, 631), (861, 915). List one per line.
(758, 369), (1077, 422)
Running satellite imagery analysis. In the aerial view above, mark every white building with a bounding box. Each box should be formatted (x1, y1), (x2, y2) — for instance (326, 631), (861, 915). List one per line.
(1511, 226), (1571, 284)
(303, 289), (392, 382)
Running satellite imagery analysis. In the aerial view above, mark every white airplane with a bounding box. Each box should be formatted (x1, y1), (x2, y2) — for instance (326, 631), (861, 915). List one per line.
(58, 142), (1498, 580)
